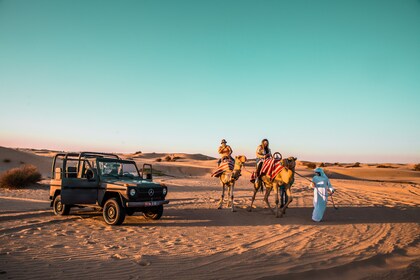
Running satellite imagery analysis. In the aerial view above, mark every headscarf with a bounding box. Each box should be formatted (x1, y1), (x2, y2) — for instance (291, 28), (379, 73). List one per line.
(314, 167), (328, 178)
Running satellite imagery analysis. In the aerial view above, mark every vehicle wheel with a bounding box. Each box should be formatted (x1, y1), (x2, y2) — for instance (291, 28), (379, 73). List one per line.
(103, 198), (126, 225)
(53, 195), (70, 216)
(143, 205), (163, 220)
(125, 208), (136, 216)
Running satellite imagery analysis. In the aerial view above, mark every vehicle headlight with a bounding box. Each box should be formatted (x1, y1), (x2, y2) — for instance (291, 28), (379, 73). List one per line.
(162, 187), (167, 195)
(129, 189), (136, 197)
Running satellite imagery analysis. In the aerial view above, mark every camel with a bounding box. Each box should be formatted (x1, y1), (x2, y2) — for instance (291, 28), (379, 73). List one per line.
(248, 156), (297, 218)
(217, 155), (247, 212)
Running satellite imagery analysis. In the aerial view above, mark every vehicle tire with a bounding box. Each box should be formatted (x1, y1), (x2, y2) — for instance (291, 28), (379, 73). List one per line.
(103, 198), (126, 225)
(125, 208), (136, 216)
(143, 205), (163, 220)
(53, 195), (70, 216)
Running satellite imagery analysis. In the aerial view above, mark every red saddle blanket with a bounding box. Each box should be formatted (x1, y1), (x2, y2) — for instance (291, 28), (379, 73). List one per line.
(260, 158), (284, 179)
(211, 159), (234, 177)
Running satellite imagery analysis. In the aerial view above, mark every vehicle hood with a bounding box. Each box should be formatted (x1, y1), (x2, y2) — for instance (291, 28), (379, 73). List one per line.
(101, 178), (161, 188)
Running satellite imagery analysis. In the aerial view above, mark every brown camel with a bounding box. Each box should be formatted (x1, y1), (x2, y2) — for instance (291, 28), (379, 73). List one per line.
(217, 155), (247, 212)
(248, 156), (297, 217)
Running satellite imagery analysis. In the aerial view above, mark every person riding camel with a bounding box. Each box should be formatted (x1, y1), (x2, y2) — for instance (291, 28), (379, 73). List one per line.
(255, 139), (272, 181)
(218, 139), (233, 166)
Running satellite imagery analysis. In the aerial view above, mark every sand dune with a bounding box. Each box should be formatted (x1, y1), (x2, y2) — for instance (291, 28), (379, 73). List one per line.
(0, 148), (419, 279)
(0, 147), (52, 177)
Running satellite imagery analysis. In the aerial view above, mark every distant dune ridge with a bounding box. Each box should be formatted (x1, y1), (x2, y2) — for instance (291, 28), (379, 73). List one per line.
(0, 146), (418, 183)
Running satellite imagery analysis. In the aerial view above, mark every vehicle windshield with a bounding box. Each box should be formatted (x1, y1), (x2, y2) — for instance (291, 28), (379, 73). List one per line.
(98, 160), (140, 179)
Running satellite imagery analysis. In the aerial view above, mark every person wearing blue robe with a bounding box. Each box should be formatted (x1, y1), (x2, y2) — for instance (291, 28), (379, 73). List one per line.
(310, 167), (335, 222)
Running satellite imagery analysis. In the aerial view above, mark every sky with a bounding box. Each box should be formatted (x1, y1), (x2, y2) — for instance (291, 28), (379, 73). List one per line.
(0, 0), (419, 163)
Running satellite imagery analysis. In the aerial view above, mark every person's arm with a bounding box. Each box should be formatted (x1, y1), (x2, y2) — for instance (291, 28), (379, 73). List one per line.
(228, 146), (233, 156)
(218, 145), (224, 154)
(256, 146), (264, 158)
(327, 179), (335, 194)
(265, 148), (272, 158)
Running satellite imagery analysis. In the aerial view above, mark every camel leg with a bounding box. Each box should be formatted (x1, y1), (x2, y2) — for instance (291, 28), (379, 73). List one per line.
(275, 184), (280, 218)
(280, 186), (293, 217)
(248, 189), (257, 212)
(227, 184), (232, 207)
(264, 187), (275, 215)
(230, 182), (235, 212)
(218, 184), (225, 209)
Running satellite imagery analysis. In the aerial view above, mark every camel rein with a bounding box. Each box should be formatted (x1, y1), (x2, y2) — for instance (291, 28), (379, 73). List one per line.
(294, 171), (338, 210)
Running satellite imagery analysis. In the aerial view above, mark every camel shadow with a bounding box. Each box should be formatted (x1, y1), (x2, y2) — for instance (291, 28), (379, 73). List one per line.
(120, 205), (420, 227)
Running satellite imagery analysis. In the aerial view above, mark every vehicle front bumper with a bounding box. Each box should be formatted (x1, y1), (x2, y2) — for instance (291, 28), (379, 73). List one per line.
(126, 200), (169, 208)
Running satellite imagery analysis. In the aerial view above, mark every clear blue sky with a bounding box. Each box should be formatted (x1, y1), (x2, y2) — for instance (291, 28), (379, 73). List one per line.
(1, 0), (419, 163)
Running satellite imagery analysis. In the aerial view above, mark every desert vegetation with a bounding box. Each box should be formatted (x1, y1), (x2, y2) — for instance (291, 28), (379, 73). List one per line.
(0, 165), (42, 188)
(377, 165), (396, 169)
(301, 161), (316, 169)
(347, 162), (361, 168)
(164, 155), (182, 162)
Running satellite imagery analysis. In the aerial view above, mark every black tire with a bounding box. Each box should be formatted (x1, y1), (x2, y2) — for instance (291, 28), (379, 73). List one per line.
(125, 208), (136, 216)
(53, 195), (70, 216)
(103, 198), (126, 225)
(143, 205), (163, 220)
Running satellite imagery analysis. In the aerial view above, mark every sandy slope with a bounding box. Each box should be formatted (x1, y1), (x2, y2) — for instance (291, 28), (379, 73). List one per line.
(0, 147), (52, 177)
(0, 148), (419, 279)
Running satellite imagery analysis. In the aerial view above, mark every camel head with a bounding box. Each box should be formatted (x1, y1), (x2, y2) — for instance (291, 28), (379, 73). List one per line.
(284, 157), (297, 170)
(234, 155), (247, 170)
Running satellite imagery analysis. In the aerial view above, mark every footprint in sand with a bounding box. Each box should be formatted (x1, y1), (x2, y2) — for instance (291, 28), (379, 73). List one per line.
(47, 244), (66, 249)
(104, 245), (121, 250)
(134, 255), (151, 266)
(110, 253), (127, 260)
(16, 246), (29, 252)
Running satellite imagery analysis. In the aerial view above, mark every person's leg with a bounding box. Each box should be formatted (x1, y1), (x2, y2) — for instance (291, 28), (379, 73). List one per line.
(284, 188), (288, 206)
(256, 160), (263, 177)
(280, 187), (285, 208)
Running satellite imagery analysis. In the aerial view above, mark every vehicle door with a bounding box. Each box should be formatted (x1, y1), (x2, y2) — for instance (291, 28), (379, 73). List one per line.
(61, 159), (98, 204)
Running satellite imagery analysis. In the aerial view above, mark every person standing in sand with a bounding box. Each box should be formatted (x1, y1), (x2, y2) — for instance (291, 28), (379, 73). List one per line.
(218, 139), (233, 166)
(311, 167), (335, 222)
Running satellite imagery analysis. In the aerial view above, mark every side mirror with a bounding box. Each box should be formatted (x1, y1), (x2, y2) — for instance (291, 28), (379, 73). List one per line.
(142, 164), (153, 181)
(86, 169), (96, 181)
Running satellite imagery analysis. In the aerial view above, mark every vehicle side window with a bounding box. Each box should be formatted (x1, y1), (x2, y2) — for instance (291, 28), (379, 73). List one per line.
(66, 160), (78, 178)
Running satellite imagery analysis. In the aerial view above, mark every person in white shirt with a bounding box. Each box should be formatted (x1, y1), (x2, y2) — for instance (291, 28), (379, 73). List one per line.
(310, 167), (335, 222)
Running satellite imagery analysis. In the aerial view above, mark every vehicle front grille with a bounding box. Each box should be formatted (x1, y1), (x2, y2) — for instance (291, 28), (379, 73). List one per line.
(133, 187), (164, 202)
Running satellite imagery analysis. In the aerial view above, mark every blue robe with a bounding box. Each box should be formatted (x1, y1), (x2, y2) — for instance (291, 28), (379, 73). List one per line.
(311, 174), (334, 222)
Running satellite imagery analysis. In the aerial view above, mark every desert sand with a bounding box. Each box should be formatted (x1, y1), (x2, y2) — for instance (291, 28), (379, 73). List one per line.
(0, 147), (419, 279)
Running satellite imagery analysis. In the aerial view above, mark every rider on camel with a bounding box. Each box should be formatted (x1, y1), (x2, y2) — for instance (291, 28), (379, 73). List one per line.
(255, 139), (271, 181)
(218, 139), (233, 166)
